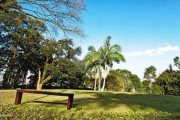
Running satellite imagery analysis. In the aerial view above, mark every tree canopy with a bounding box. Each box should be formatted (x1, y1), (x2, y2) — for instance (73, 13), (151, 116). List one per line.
(0, 0), (86, 37)
(0, 0), (85, 89)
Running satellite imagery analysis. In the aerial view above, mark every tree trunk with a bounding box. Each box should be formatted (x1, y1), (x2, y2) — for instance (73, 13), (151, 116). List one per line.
(94, 78), (97, 91)
(36, 83), (43, 90)
(98, 65), (102, 91)
(101, 78), (106, 91)
(36, 68), (52, 90)
(36, 68), (42, 90)
(98, 72), (102, 91)
(101, 63), (107, 91)
(22, 70), (27, 87)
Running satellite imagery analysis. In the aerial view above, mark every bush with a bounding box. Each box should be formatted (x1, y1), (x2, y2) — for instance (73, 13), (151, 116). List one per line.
(106, 75), (125, 91)
(1, 105), (180, 120)
(152, 84), (162, 95)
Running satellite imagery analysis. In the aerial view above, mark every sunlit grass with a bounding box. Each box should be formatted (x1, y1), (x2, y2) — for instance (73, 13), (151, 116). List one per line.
(0, 89), (180, 113)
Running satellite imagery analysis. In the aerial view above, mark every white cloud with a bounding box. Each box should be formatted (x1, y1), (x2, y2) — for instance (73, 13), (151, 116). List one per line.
(124, 45), (179, 57)
(158, 43), (170, 46)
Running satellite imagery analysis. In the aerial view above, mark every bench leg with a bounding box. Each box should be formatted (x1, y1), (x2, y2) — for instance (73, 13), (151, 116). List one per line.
(14, 92), (23, 105)
(67, 95), (74, 110)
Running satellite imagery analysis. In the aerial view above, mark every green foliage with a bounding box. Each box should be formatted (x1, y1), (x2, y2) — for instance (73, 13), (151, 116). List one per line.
(142, 80), (151, 93)
(155, 71), (170, 95)
(1, 105), (180, 120)
(110, 69), (142, 92)
(84, 36), (125, 69)
(0, 0), (46, 88)
(106, 75), (124, 91)
(57, 58), (85, 88)
(130, 74), (142, 92)
(143, 64), (180, 95)
(82, 77), (94, 89)
(155, 67), (180, 95)
(152, 84), (162, 95)
(174, 56), (180, 69)
(35, 39), (82, 89)
(99, 36), (126, 68)
(156, 70), (174, 95)
(0, 0), (86, 90)
(84, 36), (125, 91)
(144, 65), (157, 81)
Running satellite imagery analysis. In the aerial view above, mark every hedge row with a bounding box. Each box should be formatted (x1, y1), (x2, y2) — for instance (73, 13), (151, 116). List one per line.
(0, 105), (180, 120)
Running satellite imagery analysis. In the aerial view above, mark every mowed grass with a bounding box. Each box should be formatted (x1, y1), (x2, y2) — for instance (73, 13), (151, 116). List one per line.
(1, 89), (180, 113)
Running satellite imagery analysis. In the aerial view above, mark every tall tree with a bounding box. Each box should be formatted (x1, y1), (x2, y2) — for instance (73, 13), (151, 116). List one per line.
(174, 56), (180, 69)
(130, 74), (142, 92)
(0, 1), (46, 88)
(99, 36), (125, 91)
(144, 65), (156, 82)
(155, 71), (171, 95)
(84, 46), (102, 91)
(84, 36), (125, 91)
(142, 80), (151, 93)
(0, 0), (85, 89)
(155, 65), (180, 95)
(143, 65), (157, 93)
(36, 39), (81, 90)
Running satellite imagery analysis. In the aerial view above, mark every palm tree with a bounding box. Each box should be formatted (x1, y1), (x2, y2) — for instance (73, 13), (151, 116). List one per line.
(98, 36), (126, 91)
(84, 46), (102, 91)
(84, 36), (125, 91)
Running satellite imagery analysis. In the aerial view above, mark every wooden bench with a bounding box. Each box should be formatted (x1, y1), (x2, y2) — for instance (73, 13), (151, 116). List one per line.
(14, 89), (74, 110)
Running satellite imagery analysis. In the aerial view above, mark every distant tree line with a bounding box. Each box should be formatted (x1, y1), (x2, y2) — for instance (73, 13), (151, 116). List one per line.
(141, 57), (180, 95)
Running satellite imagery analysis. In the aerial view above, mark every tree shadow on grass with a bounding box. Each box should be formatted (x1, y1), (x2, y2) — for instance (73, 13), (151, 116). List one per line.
(29, 100), (79, 110)
(32, 100), (67, 105)
(21, 95), (49, 104)
(15, 90), (180, 113)
(20, 95), (74, 109)
(73, 91), (180, 113)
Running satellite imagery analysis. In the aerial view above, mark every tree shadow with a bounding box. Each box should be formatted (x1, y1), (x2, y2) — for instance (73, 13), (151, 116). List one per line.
(32, 100), (67, 105)
(20, 94), (74, 109)
(73, 91), (180, 113)
(21, 95), (49, 104)
(15, 90), (180, 113)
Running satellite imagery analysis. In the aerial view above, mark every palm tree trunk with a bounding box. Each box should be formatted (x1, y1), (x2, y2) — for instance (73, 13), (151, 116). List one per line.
(98, 65), (102, 91)
(101, 78), (106, 91)
(98, 77), (100, 91)
(94, 78), (97, 91)
(98, 71), (102, 91)
(101, 63), (107, 91)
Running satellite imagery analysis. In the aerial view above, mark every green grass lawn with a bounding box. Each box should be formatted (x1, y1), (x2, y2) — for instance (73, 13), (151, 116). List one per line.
(0, 89), (180, 119)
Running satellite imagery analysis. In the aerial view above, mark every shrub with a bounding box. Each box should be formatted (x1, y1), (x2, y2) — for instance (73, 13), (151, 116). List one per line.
(106, 75), (125, 91)
(152, 84), (162, 95)
(1, 105), (180, 120)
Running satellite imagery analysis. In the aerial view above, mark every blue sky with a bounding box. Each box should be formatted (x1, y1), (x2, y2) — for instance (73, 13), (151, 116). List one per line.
(74, 0), (180, 79)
